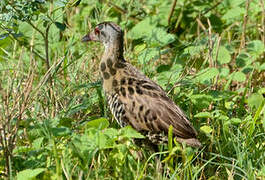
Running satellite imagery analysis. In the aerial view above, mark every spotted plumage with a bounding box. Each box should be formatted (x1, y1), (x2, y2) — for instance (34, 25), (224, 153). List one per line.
(82, 22), (201, 148)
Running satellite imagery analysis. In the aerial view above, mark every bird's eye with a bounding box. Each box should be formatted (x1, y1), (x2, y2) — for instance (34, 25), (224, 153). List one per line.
(95, 28), (100, 34)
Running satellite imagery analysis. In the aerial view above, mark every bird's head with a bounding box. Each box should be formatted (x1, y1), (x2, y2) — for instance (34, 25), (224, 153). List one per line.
(82, 22), (123, 47)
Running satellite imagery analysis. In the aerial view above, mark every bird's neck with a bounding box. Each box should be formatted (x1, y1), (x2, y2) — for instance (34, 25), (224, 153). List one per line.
(102, 37), (124, 62)
(100, 38), (126, 93)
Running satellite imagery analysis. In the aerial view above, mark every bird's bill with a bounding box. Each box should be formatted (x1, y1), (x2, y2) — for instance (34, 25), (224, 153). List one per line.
(82, 31), (98, 42)
(81, 33), (92, 42)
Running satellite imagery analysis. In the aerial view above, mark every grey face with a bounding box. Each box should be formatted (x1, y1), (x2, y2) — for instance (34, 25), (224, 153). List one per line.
(82, 22), (122, 46)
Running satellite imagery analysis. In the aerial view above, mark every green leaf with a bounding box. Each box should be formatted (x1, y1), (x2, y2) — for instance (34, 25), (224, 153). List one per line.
(59, 117), (74, 128)
(218, 115), (229, 121)
(195, 68), (219, 84)
(248, 93), (263, 109)
(215, 46), (231, 64)
(190, 94), (213, 109)
(128, 18), (174, 46)
(85, 118), (109, 130)
(222, 7), (245, 22)
(232, 71), (246, 82)
(200, 125), (212, 134)
(236, 52), (251, 67)
(258, 88), (265, 95)
(32, 137), (44, 149)
(134, 44), (146, 54)
(184, 45), (203, 57)
(194, 112), (212, 118)
(156, 64), (171, 73)
(18, 22), (34, 37)
(138, 48), (160, 64)
(230, 118), (242, 125)
(148, 28), (175, 46)
(54, 21), (66, 31)
(13, 146), (33, 154)
(16, 168), (45, 180)
(120, 126), (145, 139)
(228, 0), (246, 7)
(259, 63), (265, 71)
(103, 128), (119, 138)
(51, 127), (71, 137)
(225, 101), (234, 109)
(157, 64), (182, 87)
(219, 67), (230, 78)
(79, 128), (115, 150)
(128, 17), (157, 39)
(96, 133), (110, 149)
(247, 40), (265, 57)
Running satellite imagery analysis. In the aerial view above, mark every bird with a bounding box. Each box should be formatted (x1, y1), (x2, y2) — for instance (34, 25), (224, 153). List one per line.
(82, 22), (201, 148)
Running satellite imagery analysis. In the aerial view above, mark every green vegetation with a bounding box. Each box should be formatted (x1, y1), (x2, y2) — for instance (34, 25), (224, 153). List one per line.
(0, 0), (264, 179)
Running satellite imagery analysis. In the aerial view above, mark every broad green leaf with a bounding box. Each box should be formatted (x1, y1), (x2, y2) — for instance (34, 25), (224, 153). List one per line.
(156, 64), (171, 73)
(195, 68), (219, 84)
(32, 137), (44, 149)
(128, 18), (174, 46)
(59, 117), (74, 128)
(138, 48), (160, 64)
(222, 7), (245, 22)
(230, 118), (242, 125)
(214, 46), (231, 64)
(103, 128), (119, 138)
(51, 127), (71, 137)
(184, 45), (202, 56)
(194, 112), (212, 118)
(80, 128), (115, 149)
(120, 126), (145, 139)
(54, 22), (66, 31)
(219, 67), (230, 78)
(154, 1), (171, 26)
(85, 118), (109, 130)
(232, 71), (246, 82)
(128, 17), (157, 39)
(200, 125), (212, 134)
(247, 40), (265, 58)
(225, 101), (234, 109)
(258, 88), (265, 95)
(227, 0), (245, 7)
(134, 44), (146, 54)
(190, 94), (213, 109)
(156, 64), (182, 88)
(248, 93), (263, 109)
(18, 22), (34, 38)
(242, 65), (253, 74)
(259, 63), (265, 71)
(218, 115), (229, 121)
(236, 52), (251, 67)
(148, 28), (175, 46)
(13, 146), (33, 154)
(95, 133), (110, 149)
(16, 168), (45, 180)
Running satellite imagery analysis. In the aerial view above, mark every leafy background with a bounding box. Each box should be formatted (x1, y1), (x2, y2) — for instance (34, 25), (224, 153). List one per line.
(0, 0), (264, 179)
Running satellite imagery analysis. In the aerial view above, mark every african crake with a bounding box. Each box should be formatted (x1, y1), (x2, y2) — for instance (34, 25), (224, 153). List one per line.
(82, 22), (201, 148)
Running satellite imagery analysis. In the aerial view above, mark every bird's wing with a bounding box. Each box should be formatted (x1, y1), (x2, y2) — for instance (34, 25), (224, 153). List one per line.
(117, 78), (198, 140)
